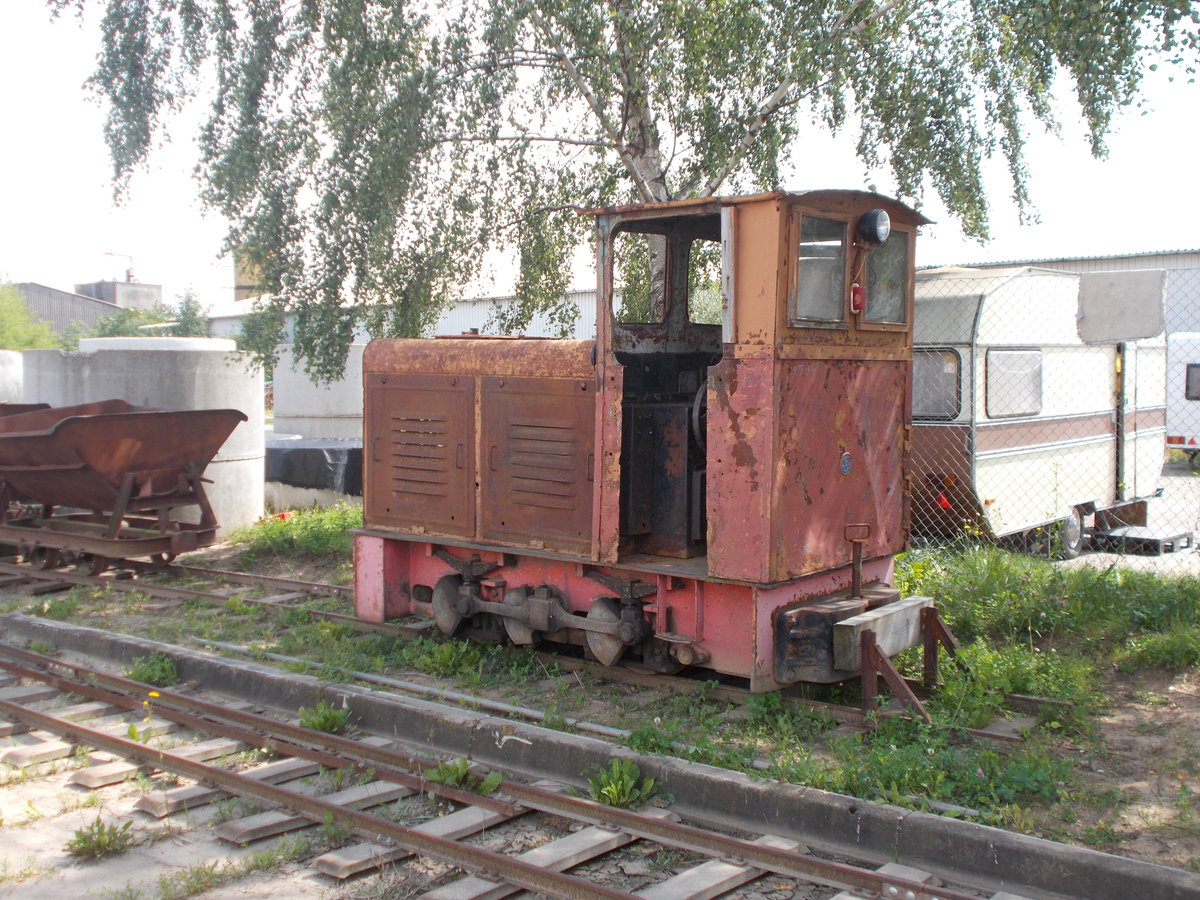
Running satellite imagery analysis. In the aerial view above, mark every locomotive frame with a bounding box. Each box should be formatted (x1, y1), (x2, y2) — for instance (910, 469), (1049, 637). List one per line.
(355, 190), (931, 691)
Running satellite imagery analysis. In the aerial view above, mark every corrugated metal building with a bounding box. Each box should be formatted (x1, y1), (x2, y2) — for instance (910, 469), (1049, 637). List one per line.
(432, 288), (598, 339)
(15, 283), (121, 334)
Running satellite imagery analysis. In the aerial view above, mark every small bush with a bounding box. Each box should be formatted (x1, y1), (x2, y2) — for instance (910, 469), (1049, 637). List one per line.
(298, 698), (351, 734)
(65, 817), (135, 858)
(125, 654), (179, 687)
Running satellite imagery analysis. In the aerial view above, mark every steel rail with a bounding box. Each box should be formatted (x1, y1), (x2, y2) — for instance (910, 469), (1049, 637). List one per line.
(0, 642), (972, 900)
(0, 644), (513, 815)
(0, 696), (637, 900)
(137, 561), (353, 598)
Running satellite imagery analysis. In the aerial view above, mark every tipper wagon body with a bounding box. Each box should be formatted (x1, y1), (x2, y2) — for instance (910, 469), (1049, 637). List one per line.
(0, 399), (247, 569)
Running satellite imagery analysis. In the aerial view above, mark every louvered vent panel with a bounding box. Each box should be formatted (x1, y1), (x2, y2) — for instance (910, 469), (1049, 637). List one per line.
(507, 420), (578, 510)
(480, 375), (595, 555)
(364, 374), (473, 536)
(390, 413), (450, 498)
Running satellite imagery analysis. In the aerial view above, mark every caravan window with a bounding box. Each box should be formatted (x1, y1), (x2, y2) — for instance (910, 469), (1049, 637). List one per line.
(913, 349), (960, 419)
(1187, 364), (1200, 401)
(986, 349), (1042, 418)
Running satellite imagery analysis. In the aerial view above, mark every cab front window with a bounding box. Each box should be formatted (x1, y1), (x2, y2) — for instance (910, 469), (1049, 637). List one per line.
(790, 215), (847, 325)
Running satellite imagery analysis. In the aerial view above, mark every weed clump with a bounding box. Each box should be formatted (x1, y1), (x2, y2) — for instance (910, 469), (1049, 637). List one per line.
(125, 653), (180, 687)
(65, 817), (135, 859)
(587, 758), (659, 808)
(424, 757), (502, 795)
(298, 697), (351, 734)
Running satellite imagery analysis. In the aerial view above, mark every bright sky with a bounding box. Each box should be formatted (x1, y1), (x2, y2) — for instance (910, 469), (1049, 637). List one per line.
(1, 2), (1196, 318)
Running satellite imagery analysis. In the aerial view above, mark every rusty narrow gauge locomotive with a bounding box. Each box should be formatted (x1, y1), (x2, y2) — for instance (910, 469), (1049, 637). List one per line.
(355, 190), (932, 691)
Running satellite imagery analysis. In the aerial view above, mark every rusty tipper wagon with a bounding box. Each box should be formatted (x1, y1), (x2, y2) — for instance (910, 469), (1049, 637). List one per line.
(0, 399), (247, 572)
(356, 191), (933, 691)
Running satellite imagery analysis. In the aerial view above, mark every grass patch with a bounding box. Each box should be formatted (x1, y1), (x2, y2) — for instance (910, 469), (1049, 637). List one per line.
(897, 545), (1200, 654)
(298, 697), (351, 734)
(231, 503), (362, 562)
(396, 635), (558, 688)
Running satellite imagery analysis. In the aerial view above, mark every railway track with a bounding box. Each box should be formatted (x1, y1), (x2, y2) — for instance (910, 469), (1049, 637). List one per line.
(0, 640), (1000, 900)
(0, 556), (1037, 745)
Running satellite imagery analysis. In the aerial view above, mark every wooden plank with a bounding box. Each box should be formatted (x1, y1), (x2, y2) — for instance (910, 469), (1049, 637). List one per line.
(0, 700), (114, 738)
(833, 596), (932, 671)
(635, 834), (801, 900)
(215, 780), (415, 844)
(315, 805), (517, 879)
(0, 684), (60, 704)
(418, 808), (678, 900)
(70, 737), (243, 788)
(134, 756), (320, 818)
(1, 714), (179, 767)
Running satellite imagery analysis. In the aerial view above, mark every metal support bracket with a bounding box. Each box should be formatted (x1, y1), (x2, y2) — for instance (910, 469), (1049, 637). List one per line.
(861, 606), (967, 723)
(861, 627), (932, 722)
(920, 605), (967, 688)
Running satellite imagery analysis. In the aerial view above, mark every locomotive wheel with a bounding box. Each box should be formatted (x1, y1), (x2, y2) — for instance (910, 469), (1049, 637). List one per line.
(27, 547), (62, 570)
(585, 596), (626, 667)
(75, 553), (109, 576)
(431, 574), (467, 636)
(502, 588), (538, 645)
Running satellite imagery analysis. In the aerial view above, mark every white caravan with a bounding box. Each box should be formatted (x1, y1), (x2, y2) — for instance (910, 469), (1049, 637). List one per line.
(1166, 332), (1200, 466)
(911, 267), (1167, 556)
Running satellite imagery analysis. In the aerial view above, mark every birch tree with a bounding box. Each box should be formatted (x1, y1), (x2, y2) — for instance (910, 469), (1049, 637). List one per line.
(51, 0), (1200, 378)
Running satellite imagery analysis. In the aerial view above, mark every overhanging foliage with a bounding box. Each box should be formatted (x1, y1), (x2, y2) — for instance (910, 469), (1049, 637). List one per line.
(51, 0), (1200, 379)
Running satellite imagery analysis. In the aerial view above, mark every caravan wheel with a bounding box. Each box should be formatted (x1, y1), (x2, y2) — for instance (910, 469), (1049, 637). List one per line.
(1056, 509), (1085, 559)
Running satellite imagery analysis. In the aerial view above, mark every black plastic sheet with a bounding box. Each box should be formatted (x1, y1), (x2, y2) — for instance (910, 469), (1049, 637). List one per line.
(265, 437), (362, 495)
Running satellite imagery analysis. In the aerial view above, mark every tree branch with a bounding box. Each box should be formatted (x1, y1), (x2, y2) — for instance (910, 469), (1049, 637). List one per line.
(526, 6), (656, 203)
(435, 133), (612, 149)
(698, 0), (907, 197)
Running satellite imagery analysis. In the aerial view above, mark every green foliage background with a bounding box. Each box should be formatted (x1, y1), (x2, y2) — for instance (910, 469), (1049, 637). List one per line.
(0, 282), (59, 350)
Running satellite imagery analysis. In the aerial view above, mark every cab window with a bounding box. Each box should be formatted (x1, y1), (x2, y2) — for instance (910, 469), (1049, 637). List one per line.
(864, 230), (909, 325)
(790, 216), (846, 325)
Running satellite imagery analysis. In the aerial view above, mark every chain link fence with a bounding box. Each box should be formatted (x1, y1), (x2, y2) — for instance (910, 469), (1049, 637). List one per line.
(910, 259), (1200, 574)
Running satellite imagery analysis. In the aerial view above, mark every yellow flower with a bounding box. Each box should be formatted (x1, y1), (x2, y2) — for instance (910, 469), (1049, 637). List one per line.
(148, 691), (160, 698)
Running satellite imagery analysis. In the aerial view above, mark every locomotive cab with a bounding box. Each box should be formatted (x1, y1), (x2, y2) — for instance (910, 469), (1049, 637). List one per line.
(594, 193), (928, 587)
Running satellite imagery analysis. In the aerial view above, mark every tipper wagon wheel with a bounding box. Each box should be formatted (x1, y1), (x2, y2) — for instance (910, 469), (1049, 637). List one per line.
(74, 554), (109, 577)
(26, 547), (62, 570)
